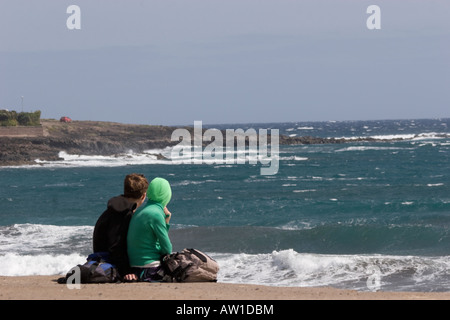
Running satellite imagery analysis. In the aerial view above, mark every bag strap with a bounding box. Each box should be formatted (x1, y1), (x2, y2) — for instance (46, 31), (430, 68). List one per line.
(187, 248), (207, 263)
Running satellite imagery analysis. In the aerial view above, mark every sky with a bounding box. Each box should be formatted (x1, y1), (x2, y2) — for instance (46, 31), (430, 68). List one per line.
(0, 0), (449, 126)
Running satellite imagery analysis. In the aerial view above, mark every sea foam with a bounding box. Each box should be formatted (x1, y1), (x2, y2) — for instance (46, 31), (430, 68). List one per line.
(0, 252), (85, 276)
(215, 249), (450, 292)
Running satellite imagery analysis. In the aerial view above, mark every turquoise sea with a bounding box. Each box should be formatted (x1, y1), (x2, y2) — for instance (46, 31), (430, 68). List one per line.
(1, 118), (450, 291)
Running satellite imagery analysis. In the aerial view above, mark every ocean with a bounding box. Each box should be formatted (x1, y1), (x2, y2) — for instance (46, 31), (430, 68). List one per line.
(1, 118), (450, 292)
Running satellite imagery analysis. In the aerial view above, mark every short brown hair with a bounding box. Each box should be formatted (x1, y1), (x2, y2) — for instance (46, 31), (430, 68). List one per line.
(124, 173), (149, 199)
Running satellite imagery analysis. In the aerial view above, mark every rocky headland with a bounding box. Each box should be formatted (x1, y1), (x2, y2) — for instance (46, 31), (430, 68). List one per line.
(0, 119), (379, 166)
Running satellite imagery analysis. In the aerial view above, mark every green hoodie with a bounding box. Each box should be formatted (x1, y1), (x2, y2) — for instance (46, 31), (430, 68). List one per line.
(127, 178), (173, 266)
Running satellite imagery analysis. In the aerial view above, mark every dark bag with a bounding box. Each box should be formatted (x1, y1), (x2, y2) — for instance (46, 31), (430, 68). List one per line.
(58, 252), (120, 284)
(161, 248), (219, 283)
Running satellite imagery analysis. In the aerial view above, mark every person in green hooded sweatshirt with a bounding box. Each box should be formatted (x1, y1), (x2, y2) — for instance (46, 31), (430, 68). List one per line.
(127, 177), (173, 281)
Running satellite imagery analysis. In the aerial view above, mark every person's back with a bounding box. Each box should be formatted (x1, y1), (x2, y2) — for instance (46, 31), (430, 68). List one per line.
(92, 173), (148, 278)
(127, 177), (173, 269)
(93, 196), (136, 275)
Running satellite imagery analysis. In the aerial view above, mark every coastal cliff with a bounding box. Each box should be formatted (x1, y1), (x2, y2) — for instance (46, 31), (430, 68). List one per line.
(0, 120), (175, 166)
(0, 119), (369, 166)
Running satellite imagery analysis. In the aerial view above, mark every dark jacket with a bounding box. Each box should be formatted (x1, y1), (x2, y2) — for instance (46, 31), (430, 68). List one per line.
(93, 196), (137, 277)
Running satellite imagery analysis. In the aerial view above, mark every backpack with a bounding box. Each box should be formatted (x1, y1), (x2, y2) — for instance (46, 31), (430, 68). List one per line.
(160, 248), (219, 283)
(58, 252), (120, 284)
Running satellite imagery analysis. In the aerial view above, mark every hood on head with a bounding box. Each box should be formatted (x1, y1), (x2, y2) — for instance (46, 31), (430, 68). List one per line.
(147, 177), (172, 208)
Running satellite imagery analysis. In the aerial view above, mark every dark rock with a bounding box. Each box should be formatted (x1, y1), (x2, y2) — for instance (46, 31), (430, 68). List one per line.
(0, 119), (405, 166)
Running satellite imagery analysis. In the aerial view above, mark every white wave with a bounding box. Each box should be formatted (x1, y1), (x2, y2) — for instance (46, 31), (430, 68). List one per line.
(0, 224), (93, 255)
(370, 134), (417, 140)
(335, 132), (450, 141)
(214, 249), (450, 291)
(0, 224), (93, 276)
(29, 146), (281, 168)
(279, 156), (308, 161)
(277, 221), (314, 230)
(333, 134), (413, 141)
(3, 244), (450, 291)
(171, 179), (217, 187)
(44, 182), (85, 188)
(293, 189), (317, 193)
(33, 151), (168, 168)
(335, 146), (406, 152)
(143, 147), (173, 156)
(0, 252), (86, 276)
(411, 132), (450, 141)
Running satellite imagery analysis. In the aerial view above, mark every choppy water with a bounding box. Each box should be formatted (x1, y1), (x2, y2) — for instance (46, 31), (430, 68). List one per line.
(1, 118), (450, 291)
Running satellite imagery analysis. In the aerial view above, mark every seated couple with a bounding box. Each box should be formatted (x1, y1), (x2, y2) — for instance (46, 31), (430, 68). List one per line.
(92, 173), (173, 282)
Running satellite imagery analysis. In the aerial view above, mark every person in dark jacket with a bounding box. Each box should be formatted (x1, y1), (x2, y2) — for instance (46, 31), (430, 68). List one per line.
(93, 173), (149, 280)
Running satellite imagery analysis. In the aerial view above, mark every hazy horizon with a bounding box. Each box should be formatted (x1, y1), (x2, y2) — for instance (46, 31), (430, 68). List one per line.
(1, 0), (449, 126)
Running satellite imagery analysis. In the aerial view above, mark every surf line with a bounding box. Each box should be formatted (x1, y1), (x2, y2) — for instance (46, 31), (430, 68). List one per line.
(171, 121), (279, 175)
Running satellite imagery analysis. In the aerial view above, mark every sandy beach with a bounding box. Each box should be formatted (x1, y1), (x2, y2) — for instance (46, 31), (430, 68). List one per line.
(1, 276), (450, 300)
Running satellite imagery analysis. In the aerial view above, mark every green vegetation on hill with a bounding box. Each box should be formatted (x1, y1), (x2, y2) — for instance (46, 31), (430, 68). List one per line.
(0, 110), (41, 126)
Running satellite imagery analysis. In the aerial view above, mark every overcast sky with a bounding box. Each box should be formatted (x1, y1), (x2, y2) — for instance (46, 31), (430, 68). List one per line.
(0, 0), (449, 125)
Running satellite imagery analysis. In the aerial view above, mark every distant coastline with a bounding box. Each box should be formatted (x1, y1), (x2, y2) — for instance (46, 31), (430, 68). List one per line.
(0, 119), (174, 166)
(0, 118), (414, 167)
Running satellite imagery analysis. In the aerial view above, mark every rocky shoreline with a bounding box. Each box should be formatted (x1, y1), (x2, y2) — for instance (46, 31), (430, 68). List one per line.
(0, 119), (384, 167)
